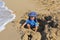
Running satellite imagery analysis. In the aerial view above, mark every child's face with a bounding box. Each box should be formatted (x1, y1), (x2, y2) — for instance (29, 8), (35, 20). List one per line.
(30, 16), (35, 20)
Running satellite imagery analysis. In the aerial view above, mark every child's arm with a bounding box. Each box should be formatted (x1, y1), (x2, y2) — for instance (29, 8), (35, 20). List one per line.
(35, 26), (38, 32)
(21, 23), (26, 28)
(35, 23), (39, 32)
(21, 20), (28, 28)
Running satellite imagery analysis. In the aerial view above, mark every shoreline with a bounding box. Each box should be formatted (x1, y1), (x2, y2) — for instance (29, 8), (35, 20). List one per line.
(0, 1), (16, 32)
(0, 14), (16, 32)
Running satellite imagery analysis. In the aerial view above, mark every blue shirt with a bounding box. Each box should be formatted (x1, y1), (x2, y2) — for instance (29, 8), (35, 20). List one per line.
(25, 19), (39, 27)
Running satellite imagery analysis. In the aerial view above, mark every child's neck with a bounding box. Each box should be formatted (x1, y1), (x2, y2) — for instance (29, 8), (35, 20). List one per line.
(30, 19), (34, 21)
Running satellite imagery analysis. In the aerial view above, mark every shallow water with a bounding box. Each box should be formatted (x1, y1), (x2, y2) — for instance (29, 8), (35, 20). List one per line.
(0, 1), (16, 32)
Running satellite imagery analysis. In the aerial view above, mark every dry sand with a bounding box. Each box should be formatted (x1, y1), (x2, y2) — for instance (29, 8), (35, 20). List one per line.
(0, 0), (60, 40)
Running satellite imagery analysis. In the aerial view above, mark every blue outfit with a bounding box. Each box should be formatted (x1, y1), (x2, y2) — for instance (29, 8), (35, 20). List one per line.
(25, 11), (38, 28)
(25, 19), (39, 27)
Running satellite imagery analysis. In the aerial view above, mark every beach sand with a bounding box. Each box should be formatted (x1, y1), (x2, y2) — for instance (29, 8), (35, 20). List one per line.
(0, 0), (60, 40)
(0, 0), (37, 40)
(0, 0), (40, 40)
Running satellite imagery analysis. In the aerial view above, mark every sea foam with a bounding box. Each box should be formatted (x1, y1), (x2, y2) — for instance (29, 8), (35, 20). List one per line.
(0, 1), (16, 32)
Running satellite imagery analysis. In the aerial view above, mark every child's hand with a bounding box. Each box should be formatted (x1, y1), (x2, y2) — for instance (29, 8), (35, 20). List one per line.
(35, 30), (37, 32)
(35, 26), (38, 32)
(20, 25), (24, 30)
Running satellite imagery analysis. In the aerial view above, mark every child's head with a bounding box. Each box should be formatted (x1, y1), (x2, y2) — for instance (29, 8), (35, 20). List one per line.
(29, 16), (35, 20)
(28, 11), (37, 20)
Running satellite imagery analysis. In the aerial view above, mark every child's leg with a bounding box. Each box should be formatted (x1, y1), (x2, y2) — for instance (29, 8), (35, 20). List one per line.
(27, 24), (31, 29)
(35, 26), (38, 32)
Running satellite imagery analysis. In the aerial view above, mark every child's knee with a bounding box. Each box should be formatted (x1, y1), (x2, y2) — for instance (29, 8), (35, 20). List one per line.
(27, 24), (30, 27)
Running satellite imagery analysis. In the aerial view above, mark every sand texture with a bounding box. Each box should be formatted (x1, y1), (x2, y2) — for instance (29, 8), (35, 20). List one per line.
(0, 0), (60, 40)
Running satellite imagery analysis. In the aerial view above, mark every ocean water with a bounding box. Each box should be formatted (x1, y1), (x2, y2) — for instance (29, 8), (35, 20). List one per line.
(0, 1), (16, 32)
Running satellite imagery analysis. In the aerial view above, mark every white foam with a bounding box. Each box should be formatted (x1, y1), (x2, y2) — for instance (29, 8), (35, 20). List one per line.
(0, 1), (16, 32)
(0, 1), (5, 7)
(0, 14), (16, 32)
